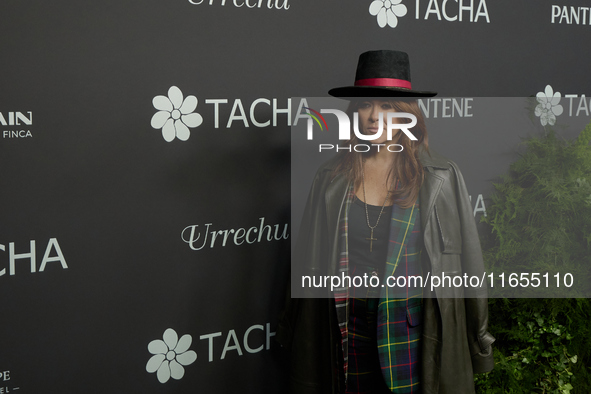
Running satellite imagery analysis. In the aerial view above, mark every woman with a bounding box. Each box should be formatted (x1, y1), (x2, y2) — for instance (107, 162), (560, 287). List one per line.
(277, 50), (495, 394)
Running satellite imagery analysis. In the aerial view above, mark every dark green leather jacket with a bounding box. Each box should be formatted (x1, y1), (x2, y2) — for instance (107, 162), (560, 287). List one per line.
(277, 149), (495, 394)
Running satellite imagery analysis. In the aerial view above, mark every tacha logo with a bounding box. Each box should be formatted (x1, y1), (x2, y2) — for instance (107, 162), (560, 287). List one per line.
(151, 86), (204, 142)
(146, 328), (197, 383)
(370, 0), (408, 28)
(535, 85), (563, 126)
(537, 85), (591, 121)
(369, 0), (490, 29)
(146, 323), (275, 384)
(0, 238), (68, 277)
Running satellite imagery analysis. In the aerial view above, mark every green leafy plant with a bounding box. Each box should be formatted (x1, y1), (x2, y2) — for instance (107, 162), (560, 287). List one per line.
(475, 298), (589, 393)
(475, 120), (591, 393)
(483, 121), (591, 296)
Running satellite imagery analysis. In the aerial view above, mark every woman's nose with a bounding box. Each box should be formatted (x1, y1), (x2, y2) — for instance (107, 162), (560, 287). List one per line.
(369, 105), (380, 122)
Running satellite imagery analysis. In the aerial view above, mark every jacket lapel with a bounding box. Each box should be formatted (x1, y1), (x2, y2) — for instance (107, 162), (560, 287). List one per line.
(325, 174), (350, 277)
(325, 174), (349, 234)
(419, 170), (444, 231)
(384, 202), (419, 278)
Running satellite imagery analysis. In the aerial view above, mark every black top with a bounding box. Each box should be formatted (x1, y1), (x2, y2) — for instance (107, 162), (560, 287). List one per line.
(348, 196), (392, 275)
(346, 198), (394, 394)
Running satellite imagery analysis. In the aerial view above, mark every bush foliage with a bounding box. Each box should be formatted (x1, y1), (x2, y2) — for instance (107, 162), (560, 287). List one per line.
(475, 121), (591, 393)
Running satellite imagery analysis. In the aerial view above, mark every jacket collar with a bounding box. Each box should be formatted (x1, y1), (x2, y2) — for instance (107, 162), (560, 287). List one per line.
(418, 148), (448, 229)
(418, 148), (451, 170)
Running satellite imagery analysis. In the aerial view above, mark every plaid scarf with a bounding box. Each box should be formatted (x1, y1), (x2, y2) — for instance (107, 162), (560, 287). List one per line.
(335, 184), (422, 393)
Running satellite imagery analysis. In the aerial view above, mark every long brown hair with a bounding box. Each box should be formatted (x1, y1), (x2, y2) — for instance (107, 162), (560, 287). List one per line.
(333, 99), (429, 209)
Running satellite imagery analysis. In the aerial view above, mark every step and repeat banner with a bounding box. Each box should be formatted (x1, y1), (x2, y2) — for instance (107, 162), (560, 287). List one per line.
(1, 0), (590, 392)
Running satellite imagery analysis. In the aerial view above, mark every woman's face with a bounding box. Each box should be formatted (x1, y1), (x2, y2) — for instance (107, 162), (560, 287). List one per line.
(357, 99), (398, 145)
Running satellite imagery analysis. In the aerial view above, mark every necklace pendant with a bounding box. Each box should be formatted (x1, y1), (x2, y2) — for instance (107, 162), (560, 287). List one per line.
(361, 161), (390, 255)
(366, 228), (377, 253)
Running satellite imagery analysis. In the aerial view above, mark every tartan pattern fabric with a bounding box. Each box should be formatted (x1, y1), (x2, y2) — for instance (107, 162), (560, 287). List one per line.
(335, 184), (423, 393)
(346, 270), (392, 394)
(334, 185), (356, 378)
(377, 201), (422, 393)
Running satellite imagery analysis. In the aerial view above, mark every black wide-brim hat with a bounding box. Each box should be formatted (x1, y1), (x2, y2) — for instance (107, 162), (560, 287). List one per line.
(328, 50), (437, 98)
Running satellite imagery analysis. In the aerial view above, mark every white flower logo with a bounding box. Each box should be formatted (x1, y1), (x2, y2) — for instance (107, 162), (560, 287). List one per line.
(535, 85), (563, 126)
(151, 86), (203, 142)
(146, 328), (197, 383)
(369, 0), (407, 28)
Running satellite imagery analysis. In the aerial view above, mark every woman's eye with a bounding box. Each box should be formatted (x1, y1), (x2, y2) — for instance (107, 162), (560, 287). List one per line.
(381, 104), (393, 110)
(359, 102), (371, 109)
